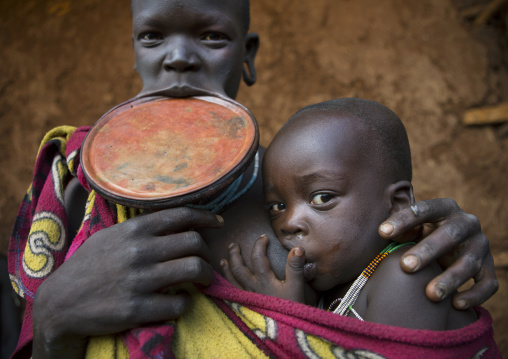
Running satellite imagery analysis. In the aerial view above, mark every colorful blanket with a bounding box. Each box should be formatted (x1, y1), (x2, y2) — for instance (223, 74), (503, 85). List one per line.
(8, 126), (141, 357)
(8, 126), (501, 358)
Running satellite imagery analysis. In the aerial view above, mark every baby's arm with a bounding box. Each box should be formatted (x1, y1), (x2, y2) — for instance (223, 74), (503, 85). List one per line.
(362, 247), (477, 330)
(221, 235), (307, 303)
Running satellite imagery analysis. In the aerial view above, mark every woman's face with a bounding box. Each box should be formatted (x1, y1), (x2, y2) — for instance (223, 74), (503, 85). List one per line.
(131, 0), (257, 99)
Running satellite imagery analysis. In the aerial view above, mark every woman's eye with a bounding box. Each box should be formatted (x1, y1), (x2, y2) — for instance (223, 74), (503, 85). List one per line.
(140, 32), (162, 43)
(202, 32), (228, 42)
(311, 193), (334, 205)
(269, 202), (286, 214)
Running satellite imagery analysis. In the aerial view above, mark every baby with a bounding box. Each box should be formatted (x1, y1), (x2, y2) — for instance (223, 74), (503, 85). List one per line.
(222, 98), (477, 330)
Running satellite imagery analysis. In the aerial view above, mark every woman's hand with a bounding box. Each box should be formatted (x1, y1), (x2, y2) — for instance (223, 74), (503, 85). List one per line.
(221, 235), (307, 304)
(32, 207), (223, 358)
(378, 198), (498, 309)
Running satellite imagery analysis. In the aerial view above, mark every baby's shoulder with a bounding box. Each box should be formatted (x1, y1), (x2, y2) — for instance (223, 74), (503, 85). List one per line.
(370, 245), (440, 289)
(362, 245), (476, 330)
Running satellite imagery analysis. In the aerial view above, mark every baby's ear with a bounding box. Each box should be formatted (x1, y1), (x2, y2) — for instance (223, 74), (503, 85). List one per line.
(387, 181), (412, 213)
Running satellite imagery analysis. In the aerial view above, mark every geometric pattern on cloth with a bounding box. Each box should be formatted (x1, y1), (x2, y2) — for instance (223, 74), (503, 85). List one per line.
(7, 126), (140, 356)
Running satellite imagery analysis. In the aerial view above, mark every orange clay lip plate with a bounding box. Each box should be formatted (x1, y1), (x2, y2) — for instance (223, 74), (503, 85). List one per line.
(81, 95), (259, 209)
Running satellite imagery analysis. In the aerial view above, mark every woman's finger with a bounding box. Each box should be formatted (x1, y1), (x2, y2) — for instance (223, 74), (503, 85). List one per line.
(398, 211), (482, 273)
(141, 230), (212, 263)
(137, 256), (215, 291)
(421, 232), (488, 302)
(379, 198), (461, 241)
(124, 292), (193, 328)
(452, 254), (499, 309)
(125, 207), (224, 236)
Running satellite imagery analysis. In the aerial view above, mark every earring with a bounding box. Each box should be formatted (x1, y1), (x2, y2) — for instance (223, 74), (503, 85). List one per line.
(242, 62), (257, 86)
(409, 185), (419, 216)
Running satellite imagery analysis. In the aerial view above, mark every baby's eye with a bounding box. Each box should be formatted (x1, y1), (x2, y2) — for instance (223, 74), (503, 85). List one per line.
(311, 193), (334, 205)
(268, 202), (286, 215)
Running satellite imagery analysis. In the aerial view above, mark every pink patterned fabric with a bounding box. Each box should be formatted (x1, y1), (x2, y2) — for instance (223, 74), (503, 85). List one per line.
(200, 274), (501, 359)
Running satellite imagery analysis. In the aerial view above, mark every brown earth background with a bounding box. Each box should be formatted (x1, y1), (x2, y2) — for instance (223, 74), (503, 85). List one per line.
(1, 0), (507, 354)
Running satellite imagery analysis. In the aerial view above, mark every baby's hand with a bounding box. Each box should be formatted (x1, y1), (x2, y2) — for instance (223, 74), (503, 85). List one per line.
(220, 234), (306, 303)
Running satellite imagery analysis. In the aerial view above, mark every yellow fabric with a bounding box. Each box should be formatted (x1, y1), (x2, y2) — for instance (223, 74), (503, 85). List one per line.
(84, 284), (268, 358)
(171, 285), (267, 358)
(85, 335), (129, 359)
(116, 204), (141, 224)
(38, 125), (76, 155)
(21, 126), (77, 281)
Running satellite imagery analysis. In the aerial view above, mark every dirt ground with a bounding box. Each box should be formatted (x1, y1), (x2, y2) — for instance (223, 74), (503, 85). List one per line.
(1, 0), (507, 355)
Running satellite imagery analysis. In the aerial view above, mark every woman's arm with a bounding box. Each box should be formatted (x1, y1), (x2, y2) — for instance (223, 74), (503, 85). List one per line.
(379, 198), (498, 309)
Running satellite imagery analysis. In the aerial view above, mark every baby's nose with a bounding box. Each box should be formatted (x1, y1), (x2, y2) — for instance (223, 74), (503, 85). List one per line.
(279, 209), (308, 239)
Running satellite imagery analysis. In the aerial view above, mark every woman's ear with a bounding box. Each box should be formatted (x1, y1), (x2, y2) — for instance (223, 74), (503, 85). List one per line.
(242, 33), (260, 86)
(386, 181), (412, 213)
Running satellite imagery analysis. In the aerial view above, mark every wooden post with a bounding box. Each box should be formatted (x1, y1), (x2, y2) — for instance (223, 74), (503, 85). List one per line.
(463, 103), (508, 125)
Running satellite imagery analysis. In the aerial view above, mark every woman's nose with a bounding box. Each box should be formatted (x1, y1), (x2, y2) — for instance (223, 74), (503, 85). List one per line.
(163, 38), (200, 72)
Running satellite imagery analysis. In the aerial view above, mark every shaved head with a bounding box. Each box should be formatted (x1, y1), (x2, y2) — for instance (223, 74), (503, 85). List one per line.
(281, 98), (412, 182)
(131, 0), (251, 33)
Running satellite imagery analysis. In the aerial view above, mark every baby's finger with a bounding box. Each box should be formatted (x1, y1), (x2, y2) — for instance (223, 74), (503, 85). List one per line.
(220, 259), (245, 290)
(284, 247), (306, 303)
(250, 235), (275, 278)
(226, 242), (254, 289)
(285, 247), (305, 284)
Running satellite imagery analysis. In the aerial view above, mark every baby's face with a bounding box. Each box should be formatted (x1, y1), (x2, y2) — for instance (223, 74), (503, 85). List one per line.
(263, 115), (391, 292)
(131, 0), (255, 99)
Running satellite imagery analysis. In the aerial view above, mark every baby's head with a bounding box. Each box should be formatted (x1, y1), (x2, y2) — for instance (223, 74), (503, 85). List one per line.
(262, 98), (413, 292)
(131, 0), (259, 98)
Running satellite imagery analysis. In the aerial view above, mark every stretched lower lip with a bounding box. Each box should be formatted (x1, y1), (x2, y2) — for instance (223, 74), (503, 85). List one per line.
(303, 262), (317, 281)
(138, 85), (219, 99)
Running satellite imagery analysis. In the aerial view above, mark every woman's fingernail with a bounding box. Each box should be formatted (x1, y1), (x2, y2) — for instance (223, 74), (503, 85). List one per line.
(228, 243), (236, 249)
(220, 259), (226, 267)
(216, 215), (224, 224)
(293, 247), (303, 257)
(380, 222), (394, 235)
(403, 254), (419, 271)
